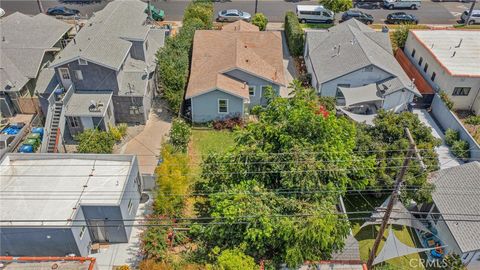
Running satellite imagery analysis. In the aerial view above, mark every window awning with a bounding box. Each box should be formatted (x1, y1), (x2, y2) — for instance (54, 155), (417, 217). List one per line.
(338, 84), (383, 107)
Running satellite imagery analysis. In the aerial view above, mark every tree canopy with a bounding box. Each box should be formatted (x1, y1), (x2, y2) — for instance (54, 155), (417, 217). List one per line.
(319, 0), (352, 13)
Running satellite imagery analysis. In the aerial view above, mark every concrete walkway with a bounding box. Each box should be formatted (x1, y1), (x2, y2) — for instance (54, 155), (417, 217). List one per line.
(279, 30), (297, 98)
(413, 109), (462, 170)
(115, 99), (172, 175)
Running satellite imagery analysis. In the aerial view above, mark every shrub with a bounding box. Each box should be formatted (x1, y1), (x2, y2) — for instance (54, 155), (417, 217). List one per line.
(451, 140), (470, 159)
(465, 115), (480, 125)
(251, 13), (268, 31)
(169, 118), (191, 153)
(215, 248), (257, 270)
(319, 0), (352, 13)
(391, 25), (410, 49)
(76, 129), (115, 154)
(284, 11), (304, 56)
(440, 91), (454, 110)
(183, 0), (214, 29)
(212, 117), (244, 131)
(109, 123), (128, 141)
(445, 129), (460, 146)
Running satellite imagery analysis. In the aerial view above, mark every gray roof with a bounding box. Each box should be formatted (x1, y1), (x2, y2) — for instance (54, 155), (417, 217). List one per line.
(34, 68), (58, 95)
(119, 70), (150, 96)
(305, 19), (419, 96)
(51, 0), (152, 70)
(0, 12), (71, 91)
(430, 162), (480, 253)
(65, 91), (113, 117)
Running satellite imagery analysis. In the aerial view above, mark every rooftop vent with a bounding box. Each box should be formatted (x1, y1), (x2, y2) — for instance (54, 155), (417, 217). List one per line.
(455, 38), (463, 48)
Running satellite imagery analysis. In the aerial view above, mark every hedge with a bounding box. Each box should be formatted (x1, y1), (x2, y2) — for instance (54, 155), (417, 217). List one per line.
(284, 11), (304, 57)
(156, 1), (213, 113)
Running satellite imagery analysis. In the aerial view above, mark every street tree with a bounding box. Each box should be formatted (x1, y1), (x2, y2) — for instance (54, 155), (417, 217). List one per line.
(319, 0), (352, 13)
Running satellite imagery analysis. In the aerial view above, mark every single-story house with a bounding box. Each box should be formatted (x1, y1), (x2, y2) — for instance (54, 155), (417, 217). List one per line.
(0, 12), (72, 117)
(304, 19), (421, 124)
(186, 20), (286, 123)
(0, 153), (142, 257)
(421, 162), (480, 270)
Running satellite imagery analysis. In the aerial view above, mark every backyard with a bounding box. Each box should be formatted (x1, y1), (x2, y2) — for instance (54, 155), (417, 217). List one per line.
(455, 111), (480, 145)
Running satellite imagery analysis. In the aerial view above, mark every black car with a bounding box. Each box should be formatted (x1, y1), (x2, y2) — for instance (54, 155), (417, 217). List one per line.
(46, 6), (80, 16)
(385, 12), (418, 24)
(341, 10), (374, 24)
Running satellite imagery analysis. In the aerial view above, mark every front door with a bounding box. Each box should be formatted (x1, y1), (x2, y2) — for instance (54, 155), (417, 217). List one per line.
(88, 220), (109, 243)
(58, 67), (72, 89)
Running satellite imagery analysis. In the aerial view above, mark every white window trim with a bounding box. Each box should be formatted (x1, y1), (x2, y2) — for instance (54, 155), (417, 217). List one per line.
(128, 199), (134, 214)
(249, 86), (256, 97)
(79, 226), (86, 240)
(74, 70), (83, 80)
(78, 58), (88, 65)
(59, 68), (70, 80)
(218, 99), (229, 114)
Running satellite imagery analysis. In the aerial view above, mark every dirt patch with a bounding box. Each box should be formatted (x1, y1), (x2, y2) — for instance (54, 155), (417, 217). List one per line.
(455, 110), (480, 144)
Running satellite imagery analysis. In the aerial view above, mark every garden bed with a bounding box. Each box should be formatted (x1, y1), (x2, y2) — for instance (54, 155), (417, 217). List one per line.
(455, 110), (480, 145)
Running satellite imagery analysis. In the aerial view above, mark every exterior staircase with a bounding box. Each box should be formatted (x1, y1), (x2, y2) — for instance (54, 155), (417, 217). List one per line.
(46, 102), (63, 153)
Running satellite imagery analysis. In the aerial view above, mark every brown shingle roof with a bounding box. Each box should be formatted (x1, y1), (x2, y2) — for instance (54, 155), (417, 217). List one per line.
(222, 20), (259, 32)
(186, 22), (286, 99)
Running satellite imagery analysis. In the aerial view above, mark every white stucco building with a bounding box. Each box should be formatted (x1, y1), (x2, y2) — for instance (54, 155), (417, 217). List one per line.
(404, 30), (480, 115)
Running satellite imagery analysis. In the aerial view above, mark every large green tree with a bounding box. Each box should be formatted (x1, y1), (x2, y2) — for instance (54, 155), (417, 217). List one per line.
(319, 0), (352, 13)
(76, 128), (115, 154)
(192, 81), (375, 267)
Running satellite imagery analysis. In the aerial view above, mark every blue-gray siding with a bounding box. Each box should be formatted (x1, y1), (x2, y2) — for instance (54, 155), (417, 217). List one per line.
(191, 90), (244, 123)
(224, 69), (280, 107)
(130, 41), (146, 61)
(55, 61), (119, 93)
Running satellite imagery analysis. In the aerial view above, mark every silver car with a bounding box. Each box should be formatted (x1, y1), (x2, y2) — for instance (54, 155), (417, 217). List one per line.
(217, 9), (251, 22)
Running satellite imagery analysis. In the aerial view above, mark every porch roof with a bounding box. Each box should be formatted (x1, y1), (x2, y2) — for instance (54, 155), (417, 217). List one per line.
(339, 84), (383, 107)
(64, 91), (113, 117)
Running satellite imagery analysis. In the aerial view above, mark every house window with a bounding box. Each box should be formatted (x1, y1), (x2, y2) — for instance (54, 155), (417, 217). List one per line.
(69, 116), (80, 128)
(336, 84), (350, 99)
(423, 63), (429, 73)
(418, 57), (423, 66)
(74, 70), (83, 80)
(129, 105), (142, 115)
(79, 226), (86, 240)
(248, 86), (256, 96)
(364, 66), (373, 72)
(128, 199), (134, 214)
(411, 49), (416, 58)
(78, 59), (88, 65)
(59, 68), (70, 79)
(452, 87), (471, 96)
(218, 99), (228, 113)
(431, 72), (436, 82)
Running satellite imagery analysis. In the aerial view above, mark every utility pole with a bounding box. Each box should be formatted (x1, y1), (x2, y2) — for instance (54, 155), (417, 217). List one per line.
(254, 0), (258, 14)
(465, 1), (476, 25)
(37, 0), (44, 14)
(366, 128), (418, 269)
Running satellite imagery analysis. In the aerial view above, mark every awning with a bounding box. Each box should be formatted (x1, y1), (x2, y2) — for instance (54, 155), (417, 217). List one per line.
(373, 227), (437, 265)
(339, 84), (383, 107)
(360, 196), (431, 233)
(339, 108), (376, 126)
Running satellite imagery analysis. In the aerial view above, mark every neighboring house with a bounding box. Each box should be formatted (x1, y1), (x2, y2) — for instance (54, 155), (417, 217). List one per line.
(186, 20), (286, 123)
(422, 162), (480, 270)
(0, 153), (142, 257)
(41, 0), (166, 153)
(0, 12), (72, 117)
(304, 19), (420, 124)
(48, 0), (166, 133)
(404, 30), (480, 115)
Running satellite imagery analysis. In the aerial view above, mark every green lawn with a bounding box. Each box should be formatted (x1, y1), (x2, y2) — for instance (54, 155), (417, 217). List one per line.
(354, 224), (427, 269)
(300, 23), (333, 29)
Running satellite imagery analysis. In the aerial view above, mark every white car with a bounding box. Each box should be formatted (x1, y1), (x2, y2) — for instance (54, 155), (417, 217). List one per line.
(296, 5), (334, 24)
(383, 0), (421, 10)
(0, 8), (5, 18)
(461, 10), (480, 25)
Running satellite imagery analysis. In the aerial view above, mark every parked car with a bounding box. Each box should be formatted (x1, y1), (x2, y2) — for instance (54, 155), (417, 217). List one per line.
(385, 12), (418, 24)
(341, 10), (374, 24)
(46, 6), (80, 16)
(354, 1), (382, 9)
(216, 9), (251, 22)
(61, 0), (101, 3)
(460, 10), (480, 25)
(296, 5), (334, 24)
(384, 0), (421, 10)
(0, 8), (5, 18)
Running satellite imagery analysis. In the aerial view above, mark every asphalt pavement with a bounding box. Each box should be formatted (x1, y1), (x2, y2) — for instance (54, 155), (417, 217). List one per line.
(0, 0), (473, 24)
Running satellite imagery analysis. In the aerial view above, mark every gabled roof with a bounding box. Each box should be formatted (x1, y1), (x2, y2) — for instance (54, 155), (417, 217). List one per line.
(186, 21), (285, 99)
(430, 162), (480, 253)
(0, 12), (71, 91)
(222, 20), (259, 32)
(51, 0), (151, 70)
(306, 19), (417, 95)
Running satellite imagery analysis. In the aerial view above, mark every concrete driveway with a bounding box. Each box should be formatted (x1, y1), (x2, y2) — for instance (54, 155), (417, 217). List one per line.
(115, 99), (172, 175)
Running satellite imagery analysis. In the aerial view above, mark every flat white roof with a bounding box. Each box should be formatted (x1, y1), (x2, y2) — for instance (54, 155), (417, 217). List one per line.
(411, 30), (480, 77)
(0, 154), (134, 226)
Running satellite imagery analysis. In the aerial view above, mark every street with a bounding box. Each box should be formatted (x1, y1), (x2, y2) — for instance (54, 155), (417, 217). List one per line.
(0, 0), (473, 23)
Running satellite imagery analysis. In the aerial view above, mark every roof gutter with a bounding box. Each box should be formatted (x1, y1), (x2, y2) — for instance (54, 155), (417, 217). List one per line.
(0, 256), (96, 270)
